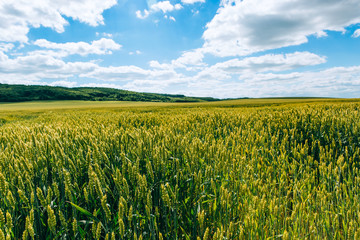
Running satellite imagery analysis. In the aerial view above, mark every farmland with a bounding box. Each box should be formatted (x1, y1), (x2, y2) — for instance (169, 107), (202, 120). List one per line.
(0, 98), (359, 239)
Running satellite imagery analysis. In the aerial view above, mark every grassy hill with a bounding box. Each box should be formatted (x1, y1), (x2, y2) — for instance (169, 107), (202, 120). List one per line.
(0, 84), (219, 103)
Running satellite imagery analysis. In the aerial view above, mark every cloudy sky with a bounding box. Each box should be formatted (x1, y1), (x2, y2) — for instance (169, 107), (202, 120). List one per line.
(0, 0), (360, 98)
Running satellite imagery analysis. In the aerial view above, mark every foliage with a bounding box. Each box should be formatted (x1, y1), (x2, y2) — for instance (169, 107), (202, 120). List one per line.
(0, 100), (359, 239)
(0, 84), (219, 103)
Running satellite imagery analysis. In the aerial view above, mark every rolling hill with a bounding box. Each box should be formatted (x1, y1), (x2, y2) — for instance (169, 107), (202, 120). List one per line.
(0, 84), (219, 103)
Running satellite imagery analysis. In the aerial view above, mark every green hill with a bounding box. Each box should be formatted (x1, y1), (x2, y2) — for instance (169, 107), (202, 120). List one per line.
(0, 84), (219, 103)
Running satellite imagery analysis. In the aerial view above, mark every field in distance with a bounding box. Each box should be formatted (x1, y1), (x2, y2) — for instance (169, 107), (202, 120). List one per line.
(0, 98), (359, 239)
(0, 97), (352, 111)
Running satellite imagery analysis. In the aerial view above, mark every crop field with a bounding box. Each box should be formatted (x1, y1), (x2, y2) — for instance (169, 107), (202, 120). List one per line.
(0, 98), (359, 239)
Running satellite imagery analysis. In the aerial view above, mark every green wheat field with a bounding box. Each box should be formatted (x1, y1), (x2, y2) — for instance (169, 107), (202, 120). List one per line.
(0, 98), (360, 239)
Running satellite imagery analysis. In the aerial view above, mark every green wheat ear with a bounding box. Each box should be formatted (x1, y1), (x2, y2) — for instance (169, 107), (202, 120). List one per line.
(0, 100), (359, 239)
(0, 229), (5, 240)
(47, 205), (56, 234)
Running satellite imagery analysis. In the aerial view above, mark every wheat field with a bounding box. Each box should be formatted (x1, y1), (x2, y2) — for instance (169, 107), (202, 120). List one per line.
(0, 99), (359, 239)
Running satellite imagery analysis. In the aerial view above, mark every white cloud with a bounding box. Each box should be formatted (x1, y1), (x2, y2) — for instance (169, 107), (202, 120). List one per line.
(173, 50), (205, 69)
(122, 80), (170, 93)
(150, 49), (205, 70)
(55, 0), (117, 26)
(80, 83), (124, 89)
(111, 64), (360, 98)
(152, 49), (320, 74)
(1, 45), (360, 98)
(26, 50), (70, 58)
(149, 60), (170, 69)
(0, 51), (98, 83)
(136, 9), (150, 19)
(195, 67), (231, 81)
(165, 15), (176, 21)
(185, 66), (360, 98)
(192, 10), (200, 15)
(49, 81), (78, 88)
(175, 4), (183, 10)
(352, 29), (360, 38)
(0, 43), (15, 52)
(81, 65), (182, 82)
(192, 52), (326, 89)
(96, 32), (113, 38)
(122, 76), (189, 94)
(151, 1), (182, 13)
(203, 0), (360, 57)
(82, 80), (188, 96)
(33, 38), (121, 56)
(0, 49), (183, 87)
(0, 52), (8, 62)
(206, 52), (326, 74)
(129, 50), (142, 55)
(136, 1), (182, 19)
(0, 0), (117, 42)
(181, 0), (205, 4)
(80, 66), (150, 81)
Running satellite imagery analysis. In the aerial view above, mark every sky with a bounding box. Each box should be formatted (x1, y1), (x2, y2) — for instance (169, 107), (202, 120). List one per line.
(0, 0), (360, 98)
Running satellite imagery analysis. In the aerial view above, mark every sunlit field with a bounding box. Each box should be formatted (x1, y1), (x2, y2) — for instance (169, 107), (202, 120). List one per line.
(0, 99), (359, 239)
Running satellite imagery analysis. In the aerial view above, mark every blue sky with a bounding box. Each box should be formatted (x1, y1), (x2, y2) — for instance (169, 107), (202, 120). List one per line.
(0, 0), (360, 98)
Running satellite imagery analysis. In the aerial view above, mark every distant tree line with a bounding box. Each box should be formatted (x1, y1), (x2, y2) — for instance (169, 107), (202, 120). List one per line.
(0, 84), (219, 103)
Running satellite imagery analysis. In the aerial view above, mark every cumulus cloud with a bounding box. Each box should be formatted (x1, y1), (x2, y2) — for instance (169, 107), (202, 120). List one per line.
(80, 83), (124, 89)
(81, 65), (182, 82)
(129, 50), (142, 55)
(207, 52), (326, 74)
(0, 0), (117, 42)
(151, 50), (324, 74)
(81, 80), (188, 96)
(80, 66), (150, 81)
(173, 50), (205, 68)
(49, 81), (78, 88)
(136, 1), (182, 19)
(164, 15), (176, 21)
(136, 9), (150, 19)
(202, 0), (360, 57)
(181, 0), (205, 4)
(96, 32), (113, 38)
(112, 64), (360, 98)
(33, 38), (121, 56)
(352, 29), (360, 38)
(191, 51), (326, 89)
(0, 50), (98, 83)
(122, 80), (171, 93)
(0, 48), (183, 87)
(185, 66), (360, 98)
(0, 43), (15, 52)
(1, 46), (360, 98)
(150, 49), (205, 71)
(55, 0), (117, 26)
(151, 1), (182, 13)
